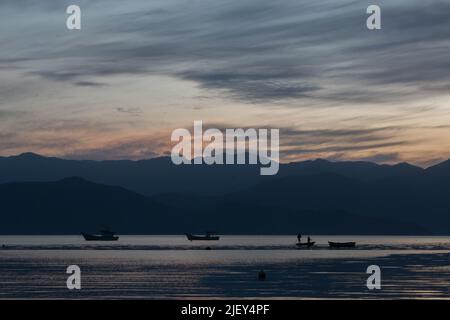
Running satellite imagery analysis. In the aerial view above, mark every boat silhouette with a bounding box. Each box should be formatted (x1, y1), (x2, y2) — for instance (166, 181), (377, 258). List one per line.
(328, 241), (356, 248)
(185, 232), (220, 241)
(296, 241), (315, 248)
(81, 230), (119, 241)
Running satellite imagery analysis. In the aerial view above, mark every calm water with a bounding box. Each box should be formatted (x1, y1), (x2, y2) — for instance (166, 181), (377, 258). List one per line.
(1, 235), (450, 299)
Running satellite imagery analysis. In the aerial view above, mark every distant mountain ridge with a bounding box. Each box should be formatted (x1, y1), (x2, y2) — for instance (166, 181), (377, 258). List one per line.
(1, 153), (450, 234)
(0, 152), (432, 196)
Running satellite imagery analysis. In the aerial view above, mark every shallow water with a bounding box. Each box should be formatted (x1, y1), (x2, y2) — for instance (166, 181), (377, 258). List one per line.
(1, 235), (450, 299)
(2, 235), (450, 250)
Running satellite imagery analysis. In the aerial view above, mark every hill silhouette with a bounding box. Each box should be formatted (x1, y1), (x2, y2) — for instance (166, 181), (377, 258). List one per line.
(0, 177), (170, 234)
(0, 176), (427, 235)
(1, 153), (450, 234)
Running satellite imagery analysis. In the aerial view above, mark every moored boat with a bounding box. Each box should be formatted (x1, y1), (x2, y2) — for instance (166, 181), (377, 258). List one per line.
(185, 232), (220, 241)
(328, 241), (356, 248)
(81, 230), (119, 241)
(296, 241), (315, 248)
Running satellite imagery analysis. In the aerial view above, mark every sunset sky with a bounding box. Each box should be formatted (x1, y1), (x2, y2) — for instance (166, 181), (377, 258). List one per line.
(1, 0), (450, 166)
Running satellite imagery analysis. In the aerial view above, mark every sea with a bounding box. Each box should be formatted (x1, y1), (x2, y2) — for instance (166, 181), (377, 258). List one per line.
(1, 235), (450, 299)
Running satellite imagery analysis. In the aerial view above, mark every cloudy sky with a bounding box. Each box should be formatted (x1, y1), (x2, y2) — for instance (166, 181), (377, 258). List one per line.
(1, 0), (450, 166)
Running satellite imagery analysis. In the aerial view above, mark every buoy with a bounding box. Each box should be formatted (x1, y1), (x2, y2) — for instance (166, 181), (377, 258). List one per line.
(258, 270), (266, 280)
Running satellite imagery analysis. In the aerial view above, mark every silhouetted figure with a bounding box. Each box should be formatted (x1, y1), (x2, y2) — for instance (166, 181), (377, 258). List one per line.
(297, 233), (302, 243)
(258, 270), (266, 281)
(307, 236), (312, 244)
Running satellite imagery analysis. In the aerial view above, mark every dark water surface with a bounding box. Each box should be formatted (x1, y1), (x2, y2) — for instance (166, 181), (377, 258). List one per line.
(1, 235), (450, 299)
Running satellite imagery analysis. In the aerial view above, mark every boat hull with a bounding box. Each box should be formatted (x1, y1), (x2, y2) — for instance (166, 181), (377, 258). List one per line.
(296, 241), (315, 248)
(328, 241), (356, 248)
(185, 233), (220, 241)
(81, 233), (119, 241)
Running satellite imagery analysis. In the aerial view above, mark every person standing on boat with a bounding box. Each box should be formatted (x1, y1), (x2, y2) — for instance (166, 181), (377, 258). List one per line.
(297, 233), (302, 243)
(307, 236), (312, 244)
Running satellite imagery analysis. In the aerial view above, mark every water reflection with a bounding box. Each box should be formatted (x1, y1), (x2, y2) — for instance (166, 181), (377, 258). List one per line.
(1, 236), (450, 299)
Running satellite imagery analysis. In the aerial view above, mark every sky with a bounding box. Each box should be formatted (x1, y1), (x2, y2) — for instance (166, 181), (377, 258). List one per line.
(1, 0), (450, 166)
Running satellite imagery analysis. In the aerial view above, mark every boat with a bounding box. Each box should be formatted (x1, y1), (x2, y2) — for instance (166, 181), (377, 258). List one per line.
(296, 241), (315, 248)
(185, 232), (220, 241)
(328, 241), (356, 248)
(81, 230), (119, 241)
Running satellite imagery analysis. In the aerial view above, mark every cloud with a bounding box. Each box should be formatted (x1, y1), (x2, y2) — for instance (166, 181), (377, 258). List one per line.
(168, 121), (414, 163)
(116, 107), (143, 115)
(61, 135), (168, 160)
(0, 116), (170, 161)
(1, 0), (450, 165)
(0, 110), (23, 119)
(281, 126), (405, 146)
(277, 125), (416, 163)
(74, 81), (105, 87)
(2, 0), (450, 103)
(281, 141), (409, 155)
(355, 152), (402, 163)
(178, 70), (319, 102)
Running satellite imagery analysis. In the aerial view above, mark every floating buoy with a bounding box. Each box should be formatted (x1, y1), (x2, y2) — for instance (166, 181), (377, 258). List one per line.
(258, 270), (266, 280)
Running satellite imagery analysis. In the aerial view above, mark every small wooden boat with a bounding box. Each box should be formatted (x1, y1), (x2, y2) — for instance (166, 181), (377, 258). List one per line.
(81, 230), (119, 241)
(328, 241), (356, 248)
(296, 241), (315, 248)
(185, 232), (220, 241)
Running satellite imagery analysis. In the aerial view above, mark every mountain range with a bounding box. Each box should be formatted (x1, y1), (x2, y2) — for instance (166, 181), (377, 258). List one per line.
(1, 152), (450, 234)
